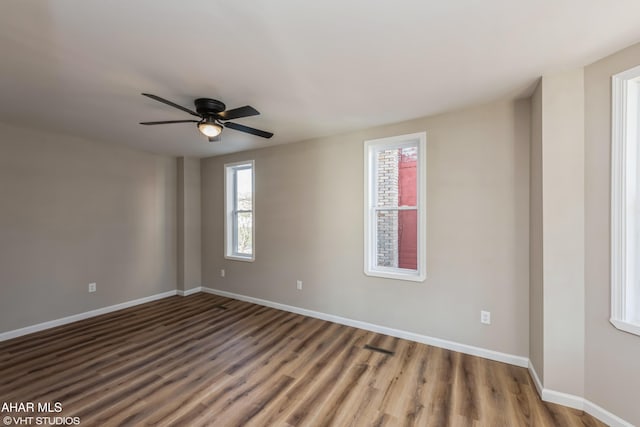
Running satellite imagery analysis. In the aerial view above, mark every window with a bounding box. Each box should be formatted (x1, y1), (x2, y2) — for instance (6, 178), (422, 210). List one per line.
(364, 132), (426, 281)
(225, 161), (254, 261)
(611, 64), (640, 336)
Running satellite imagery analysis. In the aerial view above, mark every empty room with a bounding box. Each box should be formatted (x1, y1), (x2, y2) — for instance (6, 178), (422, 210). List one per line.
(1, 1), (640, 426)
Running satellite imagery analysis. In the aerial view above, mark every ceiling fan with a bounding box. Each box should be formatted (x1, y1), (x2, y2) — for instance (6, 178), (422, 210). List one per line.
(139, 93), (273, 142)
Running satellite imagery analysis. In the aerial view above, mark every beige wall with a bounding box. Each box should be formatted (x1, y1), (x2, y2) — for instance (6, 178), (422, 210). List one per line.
(584, 42), (640, 425)
(202, 98), (530, 357)
(0, 122), (177, 332)
(529, 80), (544, 382)
(540, 70), (586, 396)
(177, 157), (201, 291)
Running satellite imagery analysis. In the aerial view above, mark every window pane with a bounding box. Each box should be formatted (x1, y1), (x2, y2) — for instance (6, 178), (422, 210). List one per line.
(236, 212), (253, 255)
(399, 147), (417, 207)
(398, 210), (418, 269)
(376, 210), (398, 267)
(376, 209), (417, 270)
(376, 147), (417, 208)
(376, 149), (399, 208)
(236, 168), (252, 211)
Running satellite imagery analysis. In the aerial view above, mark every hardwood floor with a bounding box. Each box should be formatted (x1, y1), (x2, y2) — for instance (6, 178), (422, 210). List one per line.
(0, 293), (605, 426)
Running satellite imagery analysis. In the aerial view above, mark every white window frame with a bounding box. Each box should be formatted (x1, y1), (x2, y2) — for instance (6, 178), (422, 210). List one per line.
(224, 160), (255, 262)
(364, 132), (427, 282)
(611, 64), (640, 336)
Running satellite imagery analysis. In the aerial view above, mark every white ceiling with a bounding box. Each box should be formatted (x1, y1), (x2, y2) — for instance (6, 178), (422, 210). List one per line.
(1, 1), (639, 158)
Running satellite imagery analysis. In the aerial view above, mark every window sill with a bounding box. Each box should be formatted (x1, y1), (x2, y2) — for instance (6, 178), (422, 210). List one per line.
(610, 318), (640, 337)
(225, 255), (255, 263)
(365, 269), (426, 282)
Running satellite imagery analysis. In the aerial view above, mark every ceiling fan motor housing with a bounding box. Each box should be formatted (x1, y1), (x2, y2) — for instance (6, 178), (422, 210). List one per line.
(195, 98), (226, 117)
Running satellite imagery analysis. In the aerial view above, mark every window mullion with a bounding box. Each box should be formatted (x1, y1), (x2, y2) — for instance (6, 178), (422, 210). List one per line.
(373, 206), (417, 211)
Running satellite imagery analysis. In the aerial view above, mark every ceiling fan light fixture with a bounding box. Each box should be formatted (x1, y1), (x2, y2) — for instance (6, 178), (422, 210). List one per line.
(197, 120), (223, 137)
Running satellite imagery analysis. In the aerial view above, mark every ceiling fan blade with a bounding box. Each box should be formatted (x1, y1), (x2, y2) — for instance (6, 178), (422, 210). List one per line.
(225, 122), (273, 139)
(139, 120), (199, 125)
(217, 106), (260, 121)
(141, 93), (201, 117)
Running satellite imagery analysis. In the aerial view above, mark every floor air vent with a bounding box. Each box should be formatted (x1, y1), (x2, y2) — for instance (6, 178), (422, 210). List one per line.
(363, 344), (394, 356)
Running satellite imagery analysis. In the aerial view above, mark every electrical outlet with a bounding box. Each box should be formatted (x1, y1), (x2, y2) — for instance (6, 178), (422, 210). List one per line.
(480, 310), (491, 325)
(88, 282), (97, 293)
(220, 269), (225, 278)
(296, 280), (303, 290)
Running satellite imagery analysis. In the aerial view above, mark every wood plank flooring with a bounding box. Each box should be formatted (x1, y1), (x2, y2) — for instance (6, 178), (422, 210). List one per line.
(0, 293), (606, 426)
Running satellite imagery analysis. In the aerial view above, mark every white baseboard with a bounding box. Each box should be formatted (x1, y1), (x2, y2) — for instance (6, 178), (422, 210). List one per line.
(542, 389), (585, 411)
(0, 290), (178, 342)
(584, 400), (635, 427)
(201, 287), (529, 368)
(528, 361), (633, 427)
(177, 286), (202, 296)
(528, 360), (544, 396)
